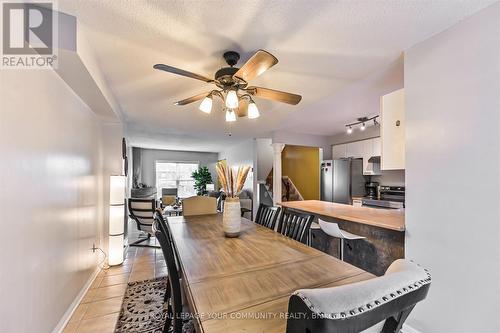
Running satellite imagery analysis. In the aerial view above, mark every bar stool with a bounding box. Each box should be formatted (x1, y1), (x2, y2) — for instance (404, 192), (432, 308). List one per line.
(318, 219), (365, 261)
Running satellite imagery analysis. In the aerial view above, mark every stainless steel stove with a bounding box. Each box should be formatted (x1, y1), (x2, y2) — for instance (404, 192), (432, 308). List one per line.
(362, 186), (405, 209)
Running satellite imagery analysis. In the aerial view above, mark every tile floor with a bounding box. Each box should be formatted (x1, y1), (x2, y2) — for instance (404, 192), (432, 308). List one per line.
(62, 240), (165, 333)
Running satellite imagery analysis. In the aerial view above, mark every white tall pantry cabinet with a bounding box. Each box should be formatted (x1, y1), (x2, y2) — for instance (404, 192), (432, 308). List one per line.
(381, 88), (405, 170)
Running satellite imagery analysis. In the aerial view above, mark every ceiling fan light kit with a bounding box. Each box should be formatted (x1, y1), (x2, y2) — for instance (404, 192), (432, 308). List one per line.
(247, 101), (260, 119)
(225, 90), (239, 109)
(154, 49), (302, 122)
(199, 96), (213, 114)
(225, 108), (237, 122)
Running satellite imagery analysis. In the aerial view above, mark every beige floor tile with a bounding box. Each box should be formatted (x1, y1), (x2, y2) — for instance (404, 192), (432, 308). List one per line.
(68, 303), (89, 323)
(80, 289), (98, 304)
(125, 248), (137, 256)
(74, 313), (119, 333)
(62, 321), (79, 333)
(135, 248), (158, 256)
(99, 273), (130, 287)
(101, 264), (132, 276)
(133, 255), (157, 263)
(122, 256), (135, 264)
(129, 269), (155, 282)
(92, 284), (127, 302)
(89, 276), (103, 289)
(155, 266), (168, 278)
(130, 270), (154, 281)
(155, 259), (166, 267)
(132, 262), (155, 272)
(83, 296), (123, 319)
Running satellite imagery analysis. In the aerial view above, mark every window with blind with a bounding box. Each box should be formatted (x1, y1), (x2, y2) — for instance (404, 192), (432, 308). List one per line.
(155, 162), (199, 198)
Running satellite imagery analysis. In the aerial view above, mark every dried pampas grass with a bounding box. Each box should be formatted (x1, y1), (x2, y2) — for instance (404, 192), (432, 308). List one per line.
(216, 162), (251, 198)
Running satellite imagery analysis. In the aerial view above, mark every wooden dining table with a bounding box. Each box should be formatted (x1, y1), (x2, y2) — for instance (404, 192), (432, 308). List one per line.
(166, 213), (375, 333)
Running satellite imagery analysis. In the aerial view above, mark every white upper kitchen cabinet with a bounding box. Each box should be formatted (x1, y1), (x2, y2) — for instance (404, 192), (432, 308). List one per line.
(331, 143), (347, 159)
(381, 88), (405, 170)
(333, 138), (381, 175)
(362, 138), (381, 175)
(345, 140), (364, 158)
(372, 137), (381, 156)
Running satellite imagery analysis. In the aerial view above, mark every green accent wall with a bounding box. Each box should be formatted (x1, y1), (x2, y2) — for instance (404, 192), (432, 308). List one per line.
(282, 145), (320, 200)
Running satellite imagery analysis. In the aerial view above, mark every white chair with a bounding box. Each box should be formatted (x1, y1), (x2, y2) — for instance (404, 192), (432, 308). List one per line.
(318, 219), (365, 261)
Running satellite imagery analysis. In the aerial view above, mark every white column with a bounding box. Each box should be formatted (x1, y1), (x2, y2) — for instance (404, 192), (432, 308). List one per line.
(272, 143), (285, 204)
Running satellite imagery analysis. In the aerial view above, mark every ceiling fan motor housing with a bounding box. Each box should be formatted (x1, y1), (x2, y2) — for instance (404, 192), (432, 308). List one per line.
(216, 51), (245, 88)
(215, 67), (240, 86)
(223, 51), (240, 66)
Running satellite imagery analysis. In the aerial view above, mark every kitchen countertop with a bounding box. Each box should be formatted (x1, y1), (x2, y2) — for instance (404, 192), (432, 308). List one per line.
(278, 200), (405, 232)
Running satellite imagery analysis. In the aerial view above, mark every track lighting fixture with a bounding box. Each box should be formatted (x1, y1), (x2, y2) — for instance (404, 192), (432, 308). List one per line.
(345, 116), (379, 134)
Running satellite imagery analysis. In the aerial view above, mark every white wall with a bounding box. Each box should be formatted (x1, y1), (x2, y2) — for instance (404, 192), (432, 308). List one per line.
(0, 69), (123, 333)
(218, 139), (255, 190)
(405, 3), (500, 332)
(255, 138), (273, 181)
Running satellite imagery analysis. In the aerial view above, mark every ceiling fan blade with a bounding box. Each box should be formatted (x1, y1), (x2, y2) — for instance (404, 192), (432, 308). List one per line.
(153, 64), (213, 83)
(234, 50), (278, 82)
(174, 92), (211, 106)
(236, 99), (249, 117)
(247, 86), (302, 105)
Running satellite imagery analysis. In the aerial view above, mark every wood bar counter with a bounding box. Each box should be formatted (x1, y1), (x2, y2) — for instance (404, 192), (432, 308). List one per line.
(279, 200), (405, 276)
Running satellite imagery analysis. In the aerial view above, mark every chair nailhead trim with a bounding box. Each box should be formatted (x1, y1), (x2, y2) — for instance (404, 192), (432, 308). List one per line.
(292, 270), (432, 320)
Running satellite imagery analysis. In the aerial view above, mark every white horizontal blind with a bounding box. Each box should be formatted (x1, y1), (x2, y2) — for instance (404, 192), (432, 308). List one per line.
(156, 162), (199, 198)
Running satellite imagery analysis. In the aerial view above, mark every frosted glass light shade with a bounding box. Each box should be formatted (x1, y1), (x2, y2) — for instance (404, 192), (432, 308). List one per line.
(109, 175), (126, 205)
(109, 175), (125, 266)
(247, 102), (260, 119)
(109, 205), (124, 235)
(225, 109), (236, 122)
(225, 90), (239, 108)
(108, 234), (124, 266)
(199, 96), (212, 114)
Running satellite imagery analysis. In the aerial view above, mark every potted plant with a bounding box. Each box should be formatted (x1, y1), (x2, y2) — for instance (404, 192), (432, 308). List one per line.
(191, 166), (213, 196)
(216, 162), (251, 237)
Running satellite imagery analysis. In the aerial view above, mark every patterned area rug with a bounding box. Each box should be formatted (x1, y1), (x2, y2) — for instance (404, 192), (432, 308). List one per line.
(114, 276), (195, 333)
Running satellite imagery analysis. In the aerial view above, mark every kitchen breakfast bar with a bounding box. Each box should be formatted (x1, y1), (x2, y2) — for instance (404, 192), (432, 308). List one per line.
(279, 200), (405, 276)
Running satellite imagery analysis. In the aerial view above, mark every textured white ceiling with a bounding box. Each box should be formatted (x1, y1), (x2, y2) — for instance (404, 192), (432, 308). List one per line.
(59, 0), (496, 152)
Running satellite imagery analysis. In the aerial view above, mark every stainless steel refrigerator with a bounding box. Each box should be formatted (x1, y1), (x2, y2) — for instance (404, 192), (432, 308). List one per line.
(320, 158), (366, 204)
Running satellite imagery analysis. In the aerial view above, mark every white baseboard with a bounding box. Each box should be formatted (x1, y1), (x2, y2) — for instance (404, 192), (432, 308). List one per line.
(51, 267), (101, 333)
(402, 324), (421, 333)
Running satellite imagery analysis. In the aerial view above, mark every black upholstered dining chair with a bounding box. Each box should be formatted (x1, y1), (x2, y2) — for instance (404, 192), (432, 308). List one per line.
(254, 203), (281, 230)
(153, 211), (185, 333)
(286, 259), (432, 333)
(276, 209), (314, 244)
(128, 198), (159, 248)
